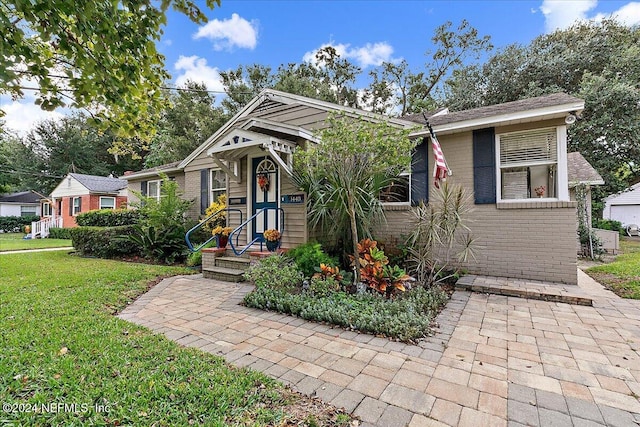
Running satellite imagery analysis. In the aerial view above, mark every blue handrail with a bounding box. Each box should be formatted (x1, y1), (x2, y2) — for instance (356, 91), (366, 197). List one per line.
(185, 208), (243, 252)
(229, 207), (285, 256)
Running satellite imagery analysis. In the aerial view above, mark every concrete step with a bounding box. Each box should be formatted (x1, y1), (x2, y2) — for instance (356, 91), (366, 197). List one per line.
(202, 266), (246, 282)
(215, 256), (251, 270)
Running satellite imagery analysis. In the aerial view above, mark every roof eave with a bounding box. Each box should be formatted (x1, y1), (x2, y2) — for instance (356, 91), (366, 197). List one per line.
(409, 100), (585, 138)
(122, 167), (183, 181)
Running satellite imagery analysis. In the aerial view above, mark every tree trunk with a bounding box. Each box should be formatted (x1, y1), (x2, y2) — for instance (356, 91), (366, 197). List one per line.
(347, 195), (361, 284)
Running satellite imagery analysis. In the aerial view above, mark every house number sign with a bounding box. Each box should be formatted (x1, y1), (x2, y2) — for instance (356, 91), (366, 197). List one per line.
(281, 194), (305, 204)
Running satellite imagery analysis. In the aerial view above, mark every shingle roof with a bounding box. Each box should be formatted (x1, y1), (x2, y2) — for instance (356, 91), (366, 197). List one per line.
(407, 93), (583, 127)
(70, 173), (127, 193)
(567, 152), (604, 186)
(0, 190), (41, 204)
(121, 161), (183, 180)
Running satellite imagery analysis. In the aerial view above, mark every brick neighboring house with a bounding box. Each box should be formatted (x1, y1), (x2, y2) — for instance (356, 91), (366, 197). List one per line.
(126, 89), (585, 284)
(46, 173), (128, 228)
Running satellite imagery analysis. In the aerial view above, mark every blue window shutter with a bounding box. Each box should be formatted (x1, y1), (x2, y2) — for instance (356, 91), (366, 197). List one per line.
(140, 181), (147, 196)
(200, 169), (209, 215)
(411, 137), (429, 205)
(473, 128), (496, 204)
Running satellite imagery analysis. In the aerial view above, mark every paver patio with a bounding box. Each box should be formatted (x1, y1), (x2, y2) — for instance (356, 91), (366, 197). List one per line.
(119, 270), (640, 426)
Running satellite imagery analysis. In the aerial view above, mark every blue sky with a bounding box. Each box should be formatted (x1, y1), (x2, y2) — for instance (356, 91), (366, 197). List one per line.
(3, 0), (640, 135)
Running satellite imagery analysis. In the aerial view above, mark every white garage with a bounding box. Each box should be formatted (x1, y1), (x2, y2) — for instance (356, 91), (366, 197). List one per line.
(604, 182), (640, 226)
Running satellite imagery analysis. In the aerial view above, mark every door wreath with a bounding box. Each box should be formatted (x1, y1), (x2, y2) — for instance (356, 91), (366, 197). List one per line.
(257, 173), (270, 192)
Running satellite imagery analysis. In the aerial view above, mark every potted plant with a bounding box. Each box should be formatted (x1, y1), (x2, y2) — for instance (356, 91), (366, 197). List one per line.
(534, 185), (546, 198)
(263, 228), (281, 252)
(211, 226), (233, 248)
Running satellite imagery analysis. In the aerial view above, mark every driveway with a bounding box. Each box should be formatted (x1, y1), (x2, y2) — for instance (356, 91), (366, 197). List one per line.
(119, 270), (640, 426)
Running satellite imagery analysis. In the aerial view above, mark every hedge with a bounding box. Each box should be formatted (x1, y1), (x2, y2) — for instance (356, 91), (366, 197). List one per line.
(0, 215), (40, 233)
(69, 226), (139, 258)
(48, 228), (72, 239)
(76, 209), (141, 227)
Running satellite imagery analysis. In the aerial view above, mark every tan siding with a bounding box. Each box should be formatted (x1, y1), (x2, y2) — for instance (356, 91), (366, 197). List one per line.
(376, 130), (578, 284)
(252, 105), (329, 131)
(227, 157), (248, 245)
(280, 173), (307, 249)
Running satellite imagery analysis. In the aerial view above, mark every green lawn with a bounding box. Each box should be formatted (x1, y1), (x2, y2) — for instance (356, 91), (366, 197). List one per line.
(0, 252), (351, 426)
(0, 233), (72, 251)
(586, 237), (640, 299)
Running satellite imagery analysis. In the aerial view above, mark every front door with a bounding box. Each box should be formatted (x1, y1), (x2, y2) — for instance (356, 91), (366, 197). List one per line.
(252, 157), (279, 240)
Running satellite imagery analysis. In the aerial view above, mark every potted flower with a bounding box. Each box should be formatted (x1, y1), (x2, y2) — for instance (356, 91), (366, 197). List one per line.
(263, 228), (281, 252)
(534, 185), (546, 198)
(211, 225), (233, 248)
(257, 173), (270, 192)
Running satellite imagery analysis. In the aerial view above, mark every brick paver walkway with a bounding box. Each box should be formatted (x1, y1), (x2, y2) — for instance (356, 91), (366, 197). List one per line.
(119, 270), (640, 426)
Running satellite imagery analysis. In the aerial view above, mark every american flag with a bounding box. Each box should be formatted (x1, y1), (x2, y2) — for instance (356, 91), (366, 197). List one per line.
(429, 125), (449, 188)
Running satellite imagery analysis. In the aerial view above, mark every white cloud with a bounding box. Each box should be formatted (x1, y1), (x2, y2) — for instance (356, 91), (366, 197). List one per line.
(303, 42), (397, 69)
(540, 0), (640, 31)
(540, 0), (597, 31)
(194, 13), (258, 51)
(1, 98), (65, 136)
(173, 55), (225, 92)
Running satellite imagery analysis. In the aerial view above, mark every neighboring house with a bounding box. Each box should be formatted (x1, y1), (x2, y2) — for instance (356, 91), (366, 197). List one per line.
(567, 151), (604, 226)
(0, 191), (42, 217)
(604, 182), (640, 227)
(126, 89), (584, 284)
(46, 173), (128, 227)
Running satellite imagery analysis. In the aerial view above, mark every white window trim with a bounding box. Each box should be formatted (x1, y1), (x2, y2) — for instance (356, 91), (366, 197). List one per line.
(381, 172), (412, 205)
(147, 180), (162, 201)
(496, 126), (569, 203)
(72, 197), (82, 216)
(99, 196), (116, 210)
(42, 202), (52, 217)
(210, 168), (227, 204)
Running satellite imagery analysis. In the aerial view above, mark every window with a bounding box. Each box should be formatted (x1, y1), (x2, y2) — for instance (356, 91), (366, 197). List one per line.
(99, 197), (116, 210)
(379, 173), (411, 203)
(20, 206), (37, 217)
(147, 180), (162, 201)
(497, 127), (563, 201)
(42, 203), (52, 217)
(72, 197), (82, 215)
(210, 169), (226, 203)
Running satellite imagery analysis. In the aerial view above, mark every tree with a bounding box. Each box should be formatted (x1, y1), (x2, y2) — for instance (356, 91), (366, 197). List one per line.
(0, 0), (220, 147)
(220, 65), (275, 116)
(443, 19), (640, 215)
(293, 114), (415, 283)
(313, 46), (361, 107)
(144, 81), (228, 168)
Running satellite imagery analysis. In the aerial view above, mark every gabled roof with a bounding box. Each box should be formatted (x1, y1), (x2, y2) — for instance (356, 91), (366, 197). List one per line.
(69, 173), (127, 193)
(0, 190), (41, 204)
(411, 93), (584, 137)
(179, 89), (418, 169)
(567, 152), (604, 187)
(605, 181), (640, 203)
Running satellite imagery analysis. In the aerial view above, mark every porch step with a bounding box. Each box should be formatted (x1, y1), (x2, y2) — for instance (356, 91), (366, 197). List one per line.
(202, 266), (246, 282)
(215, 256), (251, 270)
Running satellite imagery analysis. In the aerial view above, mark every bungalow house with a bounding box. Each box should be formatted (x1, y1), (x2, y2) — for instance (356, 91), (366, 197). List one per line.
(45, 173), (128, 228)
(0, 190), (41, 217)
(126, 89), (584, 284)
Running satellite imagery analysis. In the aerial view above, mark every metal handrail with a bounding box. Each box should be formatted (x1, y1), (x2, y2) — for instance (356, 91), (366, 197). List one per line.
(185, 208), (243, 252)
(229, 207), (285, 256)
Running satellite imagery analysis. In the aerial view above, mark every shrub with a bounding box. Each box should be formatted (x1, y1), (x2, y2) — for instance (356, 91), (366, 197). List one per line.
(0, 215), (39, 233)
(127, 178), (193, 264)
(48, 227), (72, 239)
(244, 255), (303, 292)
(305, 276), (340, 297)
(244, 285), (448, 343)
(285, 242), (337, 278)
(69, 226), (138, 258)
(76, 209), (140, 227)
(594, 218), (624, 234)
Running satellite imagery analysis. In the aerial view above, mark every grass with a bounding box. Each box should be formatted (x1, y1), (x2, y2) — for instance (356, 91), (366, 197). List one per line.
(0, 233), (72, 252)
(0, 252), (352, 426)
(586, 237), (640, 299)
